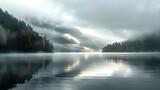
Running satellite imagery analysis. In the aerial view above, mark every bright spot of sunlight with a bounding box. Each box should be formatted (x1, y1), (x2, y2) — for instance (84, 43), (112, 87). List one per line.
(75, 62), (132, 78)
(63, 33), (80, 44)
(83, 47), (93, 52)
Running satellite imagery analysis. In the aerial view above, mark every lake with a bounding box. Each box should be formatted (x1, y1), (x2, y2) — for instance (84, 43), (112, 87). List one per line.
(0, 53), (160, 90)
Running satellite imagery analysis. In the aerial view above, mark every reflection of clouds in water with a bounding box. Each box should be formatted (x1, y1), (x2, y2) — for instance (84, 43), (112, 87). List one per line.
(10, 53), (160, 90)
(54, 54), (156, 79)
(75, 62), (132, 79)
(64, 58), (80, 72)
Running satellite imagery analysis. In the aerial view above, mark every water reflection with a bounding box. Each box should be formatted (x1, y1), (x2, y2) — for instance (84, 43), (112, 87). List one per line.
(0, 54), (52, 90)
(64, 58), (80, 72)
(76, 62), (132, 78)
(0, 53), (160, 90)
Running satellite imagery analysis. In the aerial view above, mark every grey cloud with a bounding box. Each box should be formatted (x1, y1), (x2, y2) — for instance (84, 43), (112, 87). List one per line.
(53, 43), (89, 52)
(53, 0), (160, 28)
(50, 0), (160, 37)
(28, 18), (104, 52)
(53, 36), (76, 44)
(28, 17), (81, 35)
(1, 0), (160, 33)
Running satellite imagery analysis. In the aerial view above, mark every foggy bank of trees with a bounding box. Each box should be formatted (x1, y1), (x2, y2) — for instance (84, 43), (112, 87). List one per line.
(0, 8), (54, 52)
(102, 33), (160, 52)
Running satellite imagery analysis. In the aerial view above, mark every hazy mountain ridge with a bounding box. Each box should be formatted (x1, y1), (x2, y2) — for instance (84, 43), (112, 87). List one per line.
(0, 8), (54, 52)
(102, 32), (160, 52)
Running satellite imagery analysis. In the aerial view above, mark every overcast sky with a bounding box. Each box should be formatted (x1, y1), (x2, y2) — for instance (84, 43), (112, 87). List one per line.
(0, 0), (160, 52)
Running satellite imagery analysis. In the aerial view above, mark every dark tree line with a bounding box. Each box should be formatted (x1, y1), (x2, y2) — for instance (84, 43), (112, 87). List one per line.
(0, 8), (54, 52)
(102, 33), (160, 52)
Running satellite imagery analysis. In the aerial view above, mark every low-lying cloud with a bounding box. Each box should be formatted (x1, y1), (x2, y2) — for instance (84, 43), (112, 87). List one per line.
(27, 17), (103, 52)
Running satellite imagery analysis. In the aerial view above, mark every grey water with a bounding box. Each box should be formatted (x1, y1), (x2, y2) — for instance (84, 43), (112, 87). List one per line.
(0, 53), (160, 90)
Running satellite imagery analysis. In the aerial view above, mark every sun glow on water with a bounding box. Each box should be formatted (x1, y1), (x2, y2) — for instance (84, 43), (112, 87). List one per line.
(75, 62), (132, 79)
(64, 58), (80, 72)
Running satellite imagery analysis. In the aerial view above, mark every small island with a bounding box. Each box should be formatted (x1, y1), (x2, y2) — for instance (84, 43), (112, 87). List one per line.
(0, 9), (54, 53)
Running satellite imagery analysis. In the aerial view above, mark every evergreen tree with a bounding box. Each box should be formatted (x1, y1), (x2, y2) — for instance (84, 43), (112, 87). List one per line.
(102, 33), (160, 52)
(0, 8), (54, 53)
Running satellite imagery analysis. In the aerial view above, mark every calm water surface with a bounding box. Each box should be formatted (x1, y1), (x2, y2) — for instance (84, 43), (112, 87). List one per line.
(0, 53), (160, 90)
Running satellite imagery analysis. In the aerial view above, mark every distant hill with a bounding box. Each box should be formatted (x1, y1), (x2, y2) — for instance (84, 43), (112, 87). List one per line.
(102, 32), (160, 52)
(0, 8), (54, 52)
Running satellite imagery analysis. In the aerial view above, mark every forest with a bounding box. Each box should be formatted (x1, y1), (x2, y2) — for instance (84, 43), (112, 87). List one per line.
(0, 8), (54, 52)
(102, 33), (160, 52)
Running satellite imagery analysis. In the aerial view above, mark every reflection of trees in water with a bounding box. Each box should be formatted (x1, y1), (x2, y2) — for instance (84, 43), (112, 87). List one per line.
(0, 56), (52, 90)
(104, 54), (160, 73)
